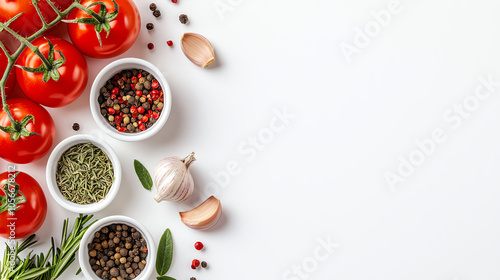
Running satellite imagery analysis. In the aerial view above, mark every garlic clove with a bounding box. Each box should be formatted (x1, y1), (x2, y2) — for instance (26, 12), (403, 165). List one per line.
(180, 196), (222, 230)
(181, 33), (215, 68)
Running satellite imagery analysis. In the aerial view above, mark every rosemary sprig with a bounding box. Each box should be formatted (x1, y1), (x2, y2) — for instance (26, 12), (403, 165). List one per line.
(0, 214), (96, 280)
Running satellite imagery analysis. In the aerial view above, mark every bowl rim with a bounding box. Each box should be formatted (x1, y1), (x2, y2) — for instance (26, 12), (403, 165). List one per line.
(90, 57), (172, 142)
(45, 134), (122, 213)
(78, 215), (156, 280)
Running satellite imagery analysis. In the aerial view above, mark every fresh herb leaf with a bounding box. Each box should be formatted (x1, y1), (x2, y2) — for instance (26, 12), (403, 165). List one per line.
(157, 276), (176, 280)
(156, 228), (173, 275)
(134, 159), (153, 191)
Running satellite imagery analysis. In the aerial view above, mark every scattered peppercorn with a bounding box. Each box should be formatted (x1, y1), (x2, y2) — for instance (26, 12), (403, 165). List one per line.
(179, 14), (188, 24)
(146, 23), (154, 30)
(72, 123), (80, 131)
(149, 3), (157, 11)
(88, 224), (148, 280)
(192, 259), (200, 268)
(201, 261), (207, 268)
(147, 43), (154, 50)
(153, 9), (161, 18)
(190, 278), (196, 280)
(194, 242), (203, 250)
(172, 0), (177, 3)
(166, 40), (173, 47)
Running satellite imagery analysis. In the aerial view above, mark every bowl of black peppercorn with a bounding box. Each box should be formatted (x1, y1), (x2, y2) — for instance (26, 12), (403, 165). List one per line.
(79, 215), (156, 280)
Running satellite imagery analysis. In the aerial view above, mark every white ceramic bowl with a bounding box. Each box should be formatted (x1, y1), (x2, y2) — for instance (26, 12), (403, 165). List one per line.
(90, 58), (172, 141)
(46, 134), (122, 213)
(78, 216), (156, 280)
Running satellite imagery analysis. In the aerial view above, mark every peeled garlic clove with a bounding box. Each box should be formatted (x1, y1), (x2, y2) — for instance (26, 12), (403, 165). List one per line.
(181, 33), (215, 68)
(180, 196), (222, 230)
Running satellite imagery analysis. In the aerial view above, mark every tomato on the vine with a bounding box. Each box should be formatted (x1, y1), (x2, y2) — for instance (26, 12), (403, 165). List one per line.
(16, 35), (88, 108)
(0, 98), (55, 164)
(0, 0), (73, 37)
(0, 171), (47, 239)
(66, 0), (141, 58)
(0, 42), (16, 97)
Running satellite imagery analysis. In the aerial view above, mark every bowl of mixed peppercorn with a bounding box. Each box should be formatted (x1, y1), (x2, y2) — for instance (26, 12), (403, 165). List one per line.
(78, 215), (156, 280)
(90, 58), (172, 141)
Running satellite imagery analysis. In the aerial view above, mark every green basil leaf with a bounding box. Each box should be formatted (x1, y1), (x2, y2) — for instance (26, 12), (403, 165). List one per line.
(134, 159), (153, 191)
(157, 276), (176, 280)
(156, 228), (173, 275)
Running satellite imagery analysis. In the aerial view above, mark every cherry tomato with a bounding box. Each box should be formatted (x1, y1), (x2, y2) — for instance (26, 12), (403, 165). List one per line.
(66, 0), (141, 58)
(16, 35), (88, 108)
(0, 0), (73, 37)
(0, 171), (47, 239)
(0, 98), (55, 164)
(0, 42), (16, 97)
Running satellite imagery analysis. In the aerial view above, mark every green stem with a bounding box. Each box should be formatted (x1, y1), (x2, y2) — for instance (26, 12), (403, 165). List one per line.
(0, 0), (80, 133)
(31, 0), (48, 27)
(73, 3), (106, 22)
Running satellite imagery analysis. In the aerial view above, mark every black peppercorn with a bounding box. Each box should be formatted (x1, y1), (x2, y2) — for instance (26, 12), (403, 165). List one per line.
(72, 123), (80, 131)
(146, 23), (154, 30)
(153, 9), (161, 18)
(149, 3), (156, 11)
(190, 277), (196, 280)
(201, 261), (207, 268)
(179, 14), (188, 24)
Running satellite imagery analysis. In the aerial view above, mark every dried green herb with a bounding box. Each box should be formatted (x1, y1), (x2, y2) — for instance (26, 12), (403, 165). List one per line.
(156, 228), (173, 276)
(134, 159), (153, 191)
(56, 143), (114, 204)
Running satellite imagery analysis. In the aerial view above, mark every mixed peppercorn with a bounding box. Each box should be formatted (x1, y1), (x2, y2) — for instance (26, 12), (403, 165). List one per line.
(98, 69), (164, 133)
(88, 224), (148, 280)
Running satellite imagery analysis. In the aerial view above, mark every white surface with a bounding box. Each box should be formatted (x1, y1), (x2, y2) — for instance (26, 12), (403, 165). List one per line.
(2, 0), (500, 279)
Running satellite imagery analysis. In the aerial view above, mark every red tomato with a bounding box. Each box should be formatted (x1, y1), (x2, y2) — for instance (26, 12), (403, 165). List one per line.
(67, 0), (140, 58)
(0, 0), (73, 37)
(0, 42), (16, 97)
(0, 98), (55, 164)
(16, 35), (89, 108)
(0, 171), (47, 239)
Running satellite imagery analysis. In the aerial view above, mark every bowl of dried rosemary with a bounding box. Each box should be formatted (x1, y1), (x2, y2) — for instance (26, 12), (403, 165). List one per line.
(46, 134), (122, 213)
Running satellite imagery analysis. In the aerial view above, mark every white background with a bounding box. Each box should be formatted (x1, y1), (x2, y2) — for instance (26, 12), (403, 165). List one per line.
(2, 0), (500, 279)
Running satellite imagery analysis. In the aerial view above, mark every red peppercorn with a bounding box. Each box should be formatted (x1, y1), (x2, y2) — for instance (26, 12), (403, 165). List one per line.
(138, 72), (143, 78)
(152, 112), (159, 119)
(117, 126), (126, 132)
(191, 265), (196, 270)
(118, 97), (123, 104)
(147, 43), (154, 50)
(151, 80), (159, 89)
(192, 259), (200, 268)
(167, 40), (173, 46)
(139, 124), (146, 131)
(135, 90), (142, 96)
(111, 87), (119, 95)
(172, 0), (177, 3)
(115, 115), (122, 124)
(130, 105), (137, 114)
(142, 115), (149, 123)
(131, 77), (138, 83)
(194, 242), (204, 250)
(110, 94), (116, 100)
(138, 107), (145, 114)
(108, 108), (115, 114)
(119, 112), (124, 117)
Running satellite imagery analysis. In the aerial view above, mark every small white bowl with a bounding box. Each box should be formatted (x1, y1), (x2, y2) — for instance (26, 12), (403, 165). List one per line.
(46, 134), (122, 213)
(79, 216), (156, 280)
(90, 58), (172, 142)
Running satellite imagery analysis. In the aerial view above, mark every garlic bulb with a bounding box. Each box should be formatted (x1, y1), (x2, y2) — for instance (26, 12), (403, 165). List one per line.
(154, 152), (196, 202)
(181, 33), (215, 68)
